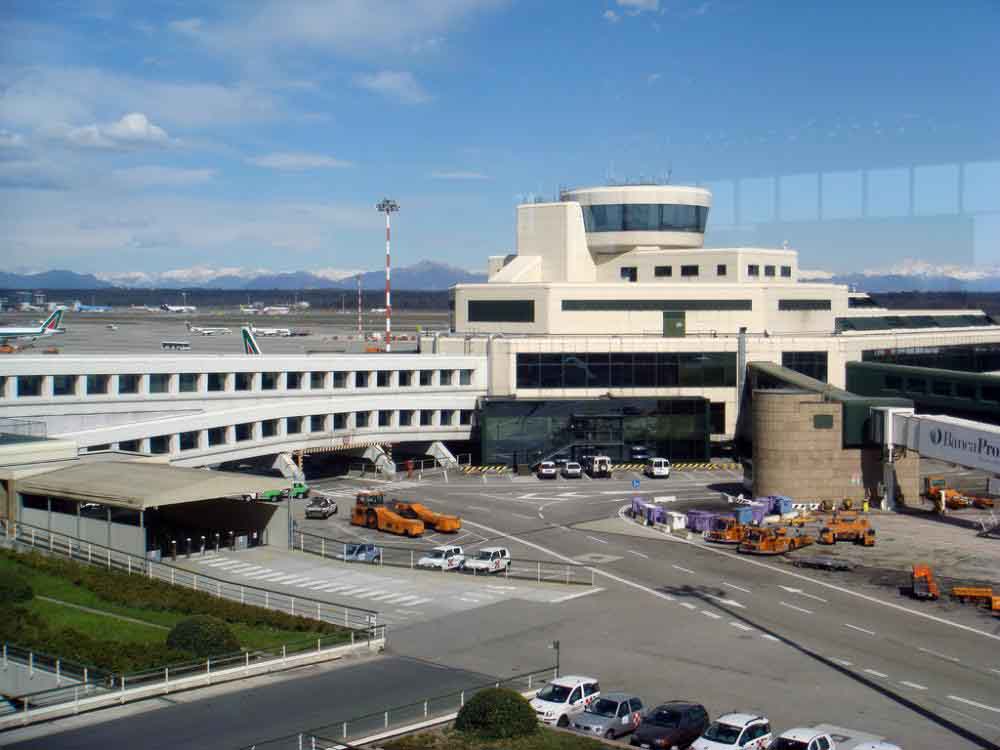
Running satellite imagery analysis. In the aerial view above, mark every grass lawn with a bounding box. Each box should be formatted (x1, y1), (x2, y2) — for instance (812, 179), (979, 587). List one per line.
(385, 728), (611, 750)
(0, 554), (344, 652)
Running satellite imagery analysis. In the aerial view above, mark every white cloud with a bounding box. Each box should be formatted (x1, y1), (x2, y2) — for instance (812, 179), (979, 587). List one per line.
(353, 71), (430, 104)
(430, 170), (489, 180)
(617, 0), (659, 10)
(647, 72), (662, 84)
(248, 152), (354, 170)
(167, 17), (204, 36)
(603, 9), (620, 22)
(0, 130), (25, 148)
(112, 166), (217, 187)
(60, 113), (171, 150)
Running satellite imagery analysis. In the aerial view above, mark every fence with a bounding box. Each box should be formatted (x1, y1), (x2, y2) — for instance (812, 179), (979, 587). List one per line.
(0, 633), (384, 727)
(239, 663), (557, 750)
(1, 520), (379, 630)
(292, 530), (594, 586)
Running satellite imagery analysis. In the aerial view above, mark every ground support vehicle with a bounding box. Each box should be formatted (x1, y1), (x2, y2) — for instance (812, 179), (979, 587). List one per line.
(531, 675), (600, 727)
(950, 585), (998, 611)
(910, 564), (939, 600)
(256, 487), (288, 502)
(417, 545), (465, 570)
(290, 482), (310, 499)
(304, 497), (337, 519)
(738, 527), (813, 556)
(463, 546), (511, 574)
(705, 516), (750, 545)
(692, 712), (772, 749)
(350, 490), (424, 537)
(644, 457), (671, 478)
(393, 500), (461, 532)
(584, 455), (613, 478)
(572, 693), (644, 739)
(817, 514), (875, 546)
(630, 701), (709, 749)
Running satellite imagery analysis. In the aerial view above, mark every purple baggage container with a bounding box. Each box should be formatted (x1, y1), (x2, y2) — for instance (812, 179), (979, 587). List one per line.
(686, 509), (717, 532)
(748, 502), (768, 524)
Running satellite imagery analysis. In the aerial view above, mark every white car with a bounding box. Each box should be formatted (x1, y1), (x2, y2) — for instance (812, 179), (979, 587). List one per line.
(768, 727), (835, 750)
(464, 547), (511, 574)
(530, 675), (601, 727)
(537, 461), (558, 479)
(644, 457), (671, 478)
(693, 713), (772, 750)
(416, 545), (465, 570)
(562, 462), (583, 479)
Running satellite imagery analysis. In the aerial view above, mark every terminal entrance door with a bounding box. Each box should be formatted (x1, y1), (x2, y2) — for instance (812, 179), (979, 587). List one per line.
(663, 311), (685, 337)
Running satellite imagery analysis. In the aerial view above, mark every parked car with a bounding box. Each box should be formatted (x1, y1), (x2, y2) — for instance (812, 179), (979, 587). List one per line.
(417, 545), (465, 570)
(573, 692), (644, 739)
(584, 455), (612, 478)
(304, 497), (337, 519)
(630, 701), (709, 749)
(552, 453), (571, 467)
(693, 713), (772, 750)
(562, 461), (583, 479)
(644, 457), (672, 478)
(463, 546), (511, 574)
(537, 461), (558, 479)
(341, 543), (382, 563)
(530, 675), (601, 727)
(767, 728), (835, 750)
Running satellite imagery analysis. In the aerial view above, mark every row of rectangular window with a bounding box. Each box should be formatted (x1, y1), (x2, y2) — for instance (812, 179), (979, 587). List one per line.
(562, 299), (752, 312)
(882, 374), (1000, 402)
(2, 369), (475, 398)
(837, 314), (993, 333)
(516, 351), (737, 389)
(136, 410), (476, 453)
(747, 265), (792, 278)
(626, 264), (792, 281)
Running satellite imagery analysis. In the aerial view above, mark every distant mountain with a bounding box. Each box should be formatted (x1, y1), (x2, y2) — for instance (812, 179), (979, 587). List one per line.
(91, 260), (485, 290)
(0, 269), (113, 289)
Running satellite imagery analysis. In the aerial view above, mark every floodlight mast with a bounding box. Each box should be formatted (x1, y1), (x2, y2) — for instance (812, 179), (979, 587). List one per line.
(376, 198), (399, 352)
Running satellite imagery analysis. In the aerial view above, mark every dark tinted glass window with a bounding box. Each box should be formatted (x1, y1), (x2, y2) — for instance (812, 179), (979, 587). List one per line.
(310, 372), (325, 389)
(310, 415), (326, 432)
(563, 299), (751, 312)
(620, 266), (638, 282)
(286, 372), (303, 389)
(468, 300), (534, 322)
(355, 411), (370, 428)
(906, 378), (926, 393)
(333, 371), (348, 388)
(779, 299), (832, 311)
(581, 203), (708, 233)
(333, 413), (347, 429)
(716, 264), (727, 276)
(955, 382), (976, 398)
(813, 414), (834, 429)
(516, 352), (736, 389)
(420, 370), (434, 386)
(931, 380), (952, 396)
(206, 373), (226, 392)
(654, 265), (672, 277)
(747, 264), (759, 276)
(983, 385), (1000, 402)
(261, 419), (278, 437)
(377, 370), (391, 387)
(179, 431), (198, 450)
(16, 376), (42, 397)
(179, 373), (198, 392)
(680, 265), (699, 277)
(399, 371), (413, 387)
(149, 374), (170, 393)
(235, 423), (253, 441)
(235, 372), (253, 391)
(782, 351), (828, 382)
(118, 374), (141, 394)
(287, 417), (303, 434)
(261, 372), (279, 390)
(781, 265), (792, 277)
(53, 374), (77, 396)
(355, 371), (369, 388)
(87, 374), (110, 394)
(765, 265), (776, 277)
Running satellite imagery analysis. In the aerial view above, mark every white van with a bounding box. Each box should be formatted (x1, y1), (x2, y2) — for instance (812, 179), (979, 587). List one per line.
(644, 457), (671, 478)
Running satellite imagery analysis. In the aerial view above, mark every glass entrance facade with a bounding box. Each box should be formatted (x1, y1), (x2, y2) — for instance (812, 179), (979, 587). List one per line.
(480, 397), (710, 467)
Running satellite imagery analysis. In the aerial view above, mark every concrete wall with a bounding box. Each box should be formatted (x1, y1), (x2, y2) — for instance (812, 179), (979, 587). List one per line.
(751, 389), (919, 504)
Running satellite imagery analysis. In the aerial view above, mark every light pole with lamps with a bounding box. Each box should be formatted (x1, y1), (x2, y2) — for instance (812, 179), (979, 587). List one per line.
(376, 198), (399, 352)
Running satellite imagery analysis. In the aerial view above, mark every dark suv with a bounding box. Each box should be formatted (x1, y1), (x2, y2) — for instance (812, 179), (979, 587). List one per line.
(630, 701), (709, 749)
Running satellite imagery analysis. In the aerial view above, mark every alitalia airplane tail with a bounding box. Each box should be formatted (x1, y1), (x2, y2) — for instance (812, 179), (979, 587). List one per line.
(241, 326), (261, 355)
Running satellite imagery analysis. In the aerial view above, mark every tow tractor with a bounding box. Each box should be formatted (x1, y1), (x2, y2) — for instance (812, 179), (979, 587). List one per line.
(738, 526), (813, 556)
(817, 513), (876, 546)
(350, 490), (424, 537)
(704, 516), (750, 545)
(393, 500), (461, 533)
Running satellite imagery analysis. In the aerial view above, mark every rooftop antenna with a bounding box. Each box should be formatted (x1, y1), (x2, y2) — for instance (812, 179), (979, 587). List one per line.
(375, 197), (399, 352)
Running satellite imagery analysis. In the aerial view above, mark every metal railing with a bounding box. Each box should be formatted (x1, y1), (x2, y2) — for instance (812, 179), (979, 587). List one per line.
(1, 633), (383, 723)
(240, 664), (557, 749)
(1, 520), (379, 630)
(292, 530), (594, 586)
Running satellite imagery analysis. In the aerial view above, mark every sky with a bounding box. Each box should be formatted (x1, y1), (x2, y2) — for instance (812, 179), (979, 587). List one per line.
(0, 0), (998, 279)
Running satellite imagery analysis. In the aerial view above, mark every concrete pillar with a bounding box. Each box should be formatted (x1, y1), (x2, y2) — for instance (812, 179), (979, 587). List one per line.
(42, 375), (54, 398)
(169, 434), (181, 455)
(168, 373), (179, 395)
(140, 438), (151, 454)
(139, 374), (150, 395)
(225, 425), (236, 444)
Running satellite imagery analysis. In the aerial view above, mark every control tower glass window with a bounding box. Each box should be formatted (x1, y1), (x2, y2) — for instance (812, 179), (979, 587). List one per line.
(621, 266), (637, 282)
(747, 265), (760, 277)
(582, 204), (708, 233)
(681, 265), (699, 277)
(655, 266), (672, 278)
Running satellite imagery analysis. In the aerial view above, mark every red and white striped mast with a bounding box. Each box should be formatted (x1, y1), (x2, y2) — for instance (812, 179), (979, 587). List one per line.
(356, 274), (362, 339)
(376, 198), (399, 352)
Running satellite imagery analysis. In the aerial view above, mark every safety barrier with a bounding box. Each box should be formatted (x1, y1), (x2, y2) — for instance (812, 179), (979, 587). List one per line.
(293, 530), (594, 586)
(0, 633), (384, 728)
(460, 464), (509, 474)
(238, 663), (558, 750)
(612, 462), (741, 472)
(1, 520), (379, 630)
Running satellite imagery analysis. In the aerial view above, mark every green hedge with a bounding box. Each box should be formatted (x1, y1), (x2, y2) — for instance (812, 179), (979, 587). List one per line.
(0, 574), (33, 606)
(167, 616), (239, 657)
(0, 606), (189, 674)
(455, 688), (538, 739)
(0, 548), (344, 636)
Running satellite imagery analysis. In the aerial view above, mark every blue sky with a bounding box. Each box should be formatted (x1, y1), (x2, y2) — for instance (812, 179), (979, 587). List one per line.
(1, 0), (997, 280)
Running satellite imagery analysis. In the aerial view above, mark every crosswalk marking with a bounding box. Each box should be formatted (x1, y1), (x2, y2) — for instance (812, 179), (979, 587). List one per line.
(379, 593), (418, 604)
(352, 590), (390, 599)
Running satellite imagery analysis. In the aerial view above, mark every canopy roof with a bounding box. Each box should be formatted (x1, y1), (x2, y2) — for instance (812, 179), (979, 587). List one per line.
(17, 461), (290, 510)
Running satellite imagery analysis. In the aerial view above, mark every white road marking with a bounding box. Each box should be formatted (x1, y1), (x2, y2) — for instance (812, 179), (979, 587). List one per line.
(303, 581), (333, 590)
(701, 610), (722, 619)
(293, 580), (321, 588)
(947, 695), (1000, 714)
(991, 668), (1000, 676)
(834, 659), (853, 667)
(730, 622), (753, 631)
(918, 646), (960, 663)
(628, 550), (650, 559)
(510, 513), (535, 520)
(900, 681), (928, 691)
(778, 585), (828, 603)
(760, 634), (780, 642)
(352, 590), (389, 599)
(228, 564), (263, 574)
(409, 597), (434, 606)
(864, 669), (888, 678)
(680, 602), (697, 610)
(844, 623), (876, 636)
(586, 535), (609, 545)
(672, 564), (695, 574)
(551, 587), (605, 604)
(779, 601), (813, 615)
(707, 595), (745, 609)
(722, 581), (751, 594)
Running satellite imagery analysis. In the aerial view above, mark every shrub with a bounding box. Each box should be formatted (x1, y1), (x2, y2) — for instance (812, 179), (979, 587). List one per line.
(0, 574), (33, 605)
(454, 687), (537, 739)
(166, 615), (240, 658)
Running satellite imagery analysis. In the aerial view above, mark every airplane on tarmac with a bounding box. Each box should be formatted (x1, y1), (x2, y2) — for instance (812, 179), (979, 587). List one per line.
(249, 323), (291, 337)
(160, 303), (197, 313)
(241, 326), (262, 355)
(0, 309), (64, 346)
(185, 321), (233, 336)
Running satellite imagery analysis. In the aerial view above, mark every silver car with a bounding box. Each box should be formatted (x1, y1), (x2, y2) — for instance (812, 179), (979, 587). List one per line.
(562, 462), (583, 479)
(573, 692), (644, 739)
